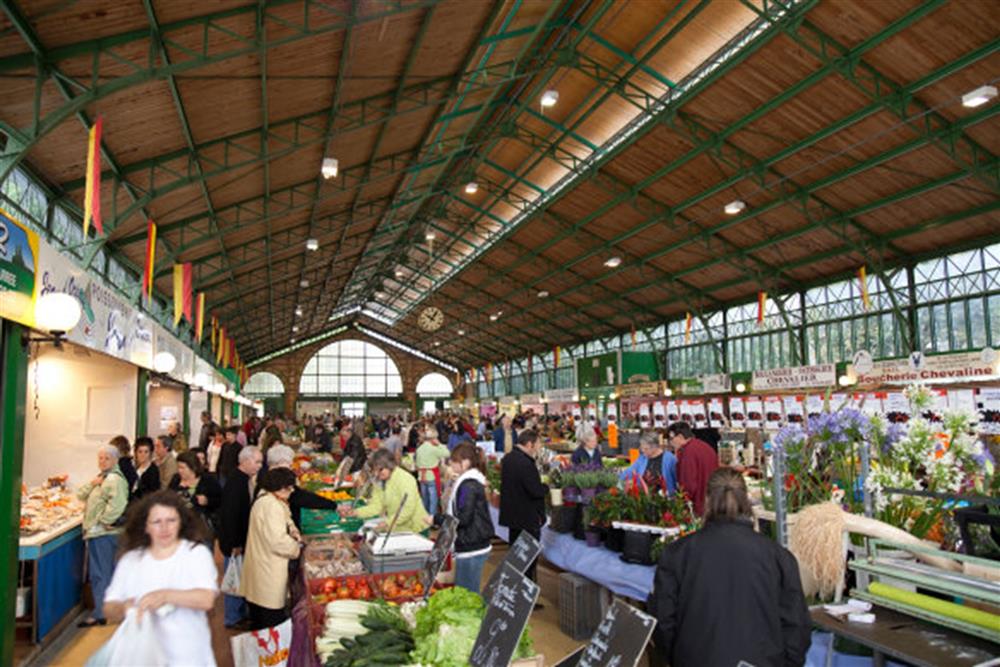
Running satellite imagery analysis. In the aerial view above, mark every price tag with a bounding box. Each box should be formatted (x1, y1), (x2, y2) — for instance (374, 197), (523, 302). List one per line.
(469, 563), (539, 667)
(482, 530), (540, 600)
(577, 599), (658, 667)
(420, 515), (457, 598)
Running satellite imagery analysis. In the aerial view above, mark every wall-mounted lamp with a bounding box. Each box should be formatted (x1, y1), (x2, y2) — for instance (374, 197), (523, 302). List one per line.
(23, 292), (82, 348)
(153, 351), (177, 374)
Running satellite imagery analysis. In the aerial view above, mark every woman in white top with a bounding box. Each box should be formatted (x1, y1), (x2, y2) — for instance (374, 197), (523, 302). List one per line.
(102, 490), (219, 666)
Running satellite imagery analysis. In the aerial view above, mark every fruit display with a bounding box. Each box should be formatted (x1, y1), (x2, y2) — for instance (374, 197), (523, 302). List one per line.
(316, 489), (353, 502)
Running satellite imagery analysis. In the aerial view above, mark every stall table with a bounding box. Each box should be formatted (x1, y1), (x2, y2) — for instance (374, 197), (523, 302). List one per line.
(489, 506), (654, 601)
(810, 607), (998, 667)
(17, 519), (85, 644)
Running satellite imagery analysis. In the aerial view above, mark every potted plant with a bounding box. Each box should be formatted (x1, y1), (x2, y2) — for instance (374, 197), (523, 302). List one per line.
(577, 471), (600, 503)
(561, 470), (581, 504)
(582, 505), (603, 547)
(588, 488), (626, 552)
(547, 468), (563, 506)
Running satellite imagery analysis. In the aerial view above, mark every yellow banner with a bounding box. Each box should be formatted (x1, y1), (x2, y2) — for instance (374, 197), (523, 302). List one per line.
(0, 207), (40, 327)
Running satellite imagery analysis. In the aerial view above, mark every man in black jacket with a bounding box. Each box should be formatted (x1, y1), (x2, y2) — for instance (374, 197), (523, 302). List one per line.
(648, 468), (811, 667)
(198, 410), (216, 449)
(498, 430), (547, 593)
(218, 426), (243, 485)
(218, 445), (263, 629)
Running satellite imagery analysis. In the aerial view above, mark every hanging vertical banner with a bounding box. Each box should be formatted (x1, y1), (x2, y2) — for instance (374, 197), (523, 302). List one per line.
(0, 207), (40, 327)
(182, 263), (192, 322)
(194, 293), (205, 342)
(172, 264), (186, 326)
(211, 316), (218, 351)
(757, 291), (767, 325)
(630, 323), (637, 350)
(216, 326), (225, 364)
(485, 362), (493, 385)
(82, 116), (103, 238)
(142, 220), (156, 300)
(553, 346), (560, 368)
(684, 312), (692, 344)
(858, 266), (871, 310)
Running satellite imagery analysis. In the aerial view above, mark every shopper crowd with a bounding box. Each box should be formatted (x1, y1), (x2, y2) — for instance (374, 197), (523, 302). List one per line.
(77, 406), (802, 667)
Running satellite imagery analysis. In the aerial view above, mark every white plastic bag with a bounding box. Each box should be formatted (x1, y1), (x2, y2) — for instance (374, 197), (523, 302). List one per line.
(85, 608), (168, 667)
(221, 555), (243, 595)
(231, 619), (292, 667)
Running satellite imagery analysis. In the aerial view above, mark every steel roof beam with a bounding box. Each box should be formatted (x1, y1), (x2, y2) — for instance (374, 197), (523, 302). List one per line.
(336, 0), (578, 310)
(141, 0), (257, 350)
(433, 0), (932, 316)
(374, 0), (810, 322)
(302, 3), (440, 337)
(767, 9), (1000, 193)
(0, 0), (440, 185)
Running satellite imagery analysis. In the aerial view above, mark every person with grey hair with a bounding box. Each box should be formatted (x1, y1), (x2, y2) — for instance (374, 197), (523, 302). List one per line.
(343, 448), (429, 534)
(218, 445), (263, 628)
(75, 444), (129, 627)
(263, 444), (338, 528)
(619, 430), (677, 493)
(571, 428), (603, 466)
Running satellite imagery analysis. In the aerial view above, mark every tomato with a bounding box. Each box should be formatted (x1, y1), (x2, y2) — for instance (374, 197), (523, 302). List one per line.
(337, 587), (350, 599)
(322, 580), (335, 594)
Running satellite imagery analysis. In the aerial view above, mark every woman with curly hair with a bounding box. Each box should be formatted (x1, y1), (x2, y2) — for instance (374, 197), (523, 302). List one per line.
(100, 491), (218, 666)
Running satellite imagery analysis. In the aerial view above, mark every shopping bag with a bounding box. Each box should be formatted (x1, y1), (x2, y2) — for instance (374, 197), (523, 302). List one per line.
(85, 608), (168, 667)
(221, 555), (243, 595)
(231, 618), (292, 667)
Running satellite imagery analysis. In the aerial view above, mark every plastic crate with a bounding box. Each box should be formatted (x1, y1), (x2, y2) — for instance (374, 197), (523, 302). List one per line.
(301, 509), (364, 535)
(359, 543), (429, 574)
(558, 573), (605, 640)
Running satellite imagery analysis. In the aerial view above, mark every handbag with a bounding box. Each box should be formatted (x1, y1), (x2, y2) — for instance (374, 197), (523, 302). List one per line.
(221, 555), (243, 596)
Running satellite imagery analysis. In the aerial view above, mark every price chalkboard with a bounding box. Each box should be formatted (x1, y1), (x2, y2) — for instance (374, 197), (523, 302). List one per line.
(482, 530), (540, 600)
(577, 599), (657, 667)
(469, 562), (539, 667)
(420, 515), (457, 598)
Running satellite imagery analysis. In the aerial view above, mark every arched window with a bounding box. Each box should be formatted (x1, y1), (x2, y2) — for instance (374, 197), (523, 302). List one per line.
(299, 339), (403, 396)
(243, 371), (284, 397)
(416, 372), (453, 397)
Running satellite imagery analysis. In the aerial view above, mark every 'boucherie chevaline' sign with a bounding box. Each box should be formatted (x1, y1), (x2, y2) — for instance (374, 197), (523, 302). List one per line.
(856, 349), (999, 385)
(752, 364), (837, 391)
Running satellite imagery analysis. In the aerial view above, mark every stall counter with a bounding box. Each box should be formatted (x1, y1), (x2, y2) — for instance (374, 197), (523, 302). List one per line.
(18, 518), (85, 643)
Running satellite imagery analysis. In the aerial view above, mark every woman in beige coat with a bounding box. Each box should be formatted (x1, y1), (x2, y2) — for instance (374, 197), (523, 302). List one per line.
(240, 467), (302, 630)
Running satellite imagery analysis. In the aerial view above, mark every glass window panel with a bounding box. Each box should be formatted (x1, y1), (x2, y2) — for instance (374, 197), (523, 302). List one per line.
(365, 357), (385, 374)
(367, 375), (386, 395)
(969, 298), (987, 349)
(299, 376), (317, 394)
(950, 301), (968, 350)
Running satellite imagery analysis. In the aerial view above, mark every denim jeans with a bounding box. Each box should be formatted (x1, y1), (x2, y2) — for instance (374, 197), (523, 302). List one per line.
(223, 555), (248, 626)
(87, 534), (118, 620)
(419, 481), (438, 516)
(454, 552), (490, 595)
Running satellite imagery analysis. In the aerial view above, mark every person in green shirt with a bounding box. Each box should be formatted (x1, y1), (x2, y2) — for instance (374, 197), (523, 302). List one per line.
(342, 448), (429, 534)
(414, 428), (450, 516)
(75, 444), (129, 626)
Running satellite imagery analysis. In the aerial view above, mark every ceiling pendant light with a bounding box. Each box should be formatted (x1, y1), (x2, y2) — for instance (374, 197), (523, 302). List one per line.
(295, 306), (303, 317)
(292, 325), (299, 333)
(537, 290), (549, 298)
(300, 279), (310, 288)
(540, 90), (559, 108)
(306, 238), (319, 251)
(321, 157), (338, 179)
(425, 231), (436, 241)
(603, 256), (622, 268)
(457, 329), (465, 336)
(724, 200), (747, 215)
(962, 85), (997, 108)
(465, 182), (478, 194)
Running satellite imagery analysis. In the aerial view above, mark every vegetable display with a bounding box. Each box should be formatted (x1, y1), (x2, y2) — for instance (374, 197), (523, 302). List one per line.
(411, 587), (533, 667)
(321, 602), (415, 667)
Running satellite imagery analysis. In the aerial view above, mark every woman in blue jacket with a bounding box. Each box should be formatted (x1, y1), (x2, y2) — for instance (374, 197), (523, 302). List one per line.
(620, 432), (677, 493)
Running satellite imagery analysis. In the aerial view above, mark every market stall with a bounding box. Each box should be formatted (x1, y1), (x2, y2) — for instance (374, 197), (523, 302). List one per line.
(543, 388), (579, 418)
(147, 376), (186, 439)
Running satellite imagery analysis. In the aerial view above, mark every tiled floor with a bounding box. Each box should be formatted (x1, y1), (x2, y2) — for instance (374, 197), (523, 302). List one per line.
(35, 542), (644, 666)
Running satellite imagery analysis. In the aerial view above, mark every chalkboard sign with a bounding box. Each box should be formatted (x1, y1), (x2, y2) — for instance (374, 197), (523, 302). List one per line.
(482, 530), (540, 600)
(577, 599), (657, 667)
(420, 515), (458, 598)
(469, 562), (539, 667)
(552, 647), (584, 667)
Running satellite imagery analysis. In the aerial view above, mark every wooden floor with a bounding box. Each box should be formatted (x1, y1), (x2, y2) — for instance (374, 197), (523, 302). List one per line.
(35, 542), (643, 666)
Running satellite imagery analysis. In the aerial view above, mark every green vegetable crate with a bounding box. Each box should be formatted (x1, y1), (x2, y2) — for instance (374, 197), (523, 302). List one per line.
(301, 509), (364, 535)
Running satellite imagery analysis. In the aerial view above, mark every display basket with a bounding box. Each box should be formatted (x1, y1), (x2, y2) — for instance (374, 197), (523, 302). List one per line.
(301, 509), (364, 535)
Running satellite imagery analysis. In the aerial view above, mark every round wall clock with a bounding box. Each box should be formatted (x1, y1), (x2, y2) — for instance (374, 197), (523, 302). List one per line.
(418, 306), (444, 332)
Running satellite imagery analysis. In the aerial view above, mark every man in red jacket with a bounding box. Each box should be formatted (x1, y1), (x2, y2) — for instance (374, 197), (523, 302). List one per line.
(668, 422), (719, 516)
